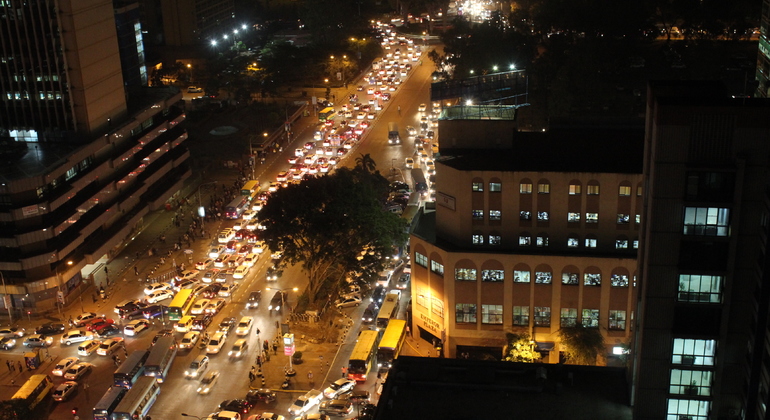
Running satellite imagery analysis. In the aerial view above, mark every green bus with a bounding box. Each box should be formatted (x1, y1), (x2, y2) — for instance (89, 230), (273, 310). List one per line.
(319, 107), (336, 122)
(167, 289), (195, 321)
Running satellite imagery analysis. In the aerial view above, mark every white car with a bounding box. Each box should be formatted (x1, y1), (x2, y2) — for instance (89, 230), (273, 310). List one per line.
(123, 320), (149, 336)
(179, 332), (200, 350)
(218, 283), (238, 298)
(233, 265), (250, 279)
(243, 210), (256, 221)
(288, 389), (323, 416)
(206, 332), (227, 354)
(418, 103), (427, 112)
(323, 378), (356, 399)
(63, 362), (92, 380)
(336, 296), (362, 308)
(52, 357), (80, 377)
(197, 370), (220, 394)
(52, 381), (78, 401)
(61, 330), (93, 346)
(146, 289), (174, 304)
(405, 157), (414, 169)
(191, 299), (210, 315)
(97, 338), (123, 356)
(144, 282), (170, 295)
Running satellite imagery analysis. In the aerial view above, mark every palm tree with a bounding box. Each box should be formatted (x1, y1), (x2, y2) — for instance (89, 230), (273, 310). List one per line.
(355, 153), (376, 174)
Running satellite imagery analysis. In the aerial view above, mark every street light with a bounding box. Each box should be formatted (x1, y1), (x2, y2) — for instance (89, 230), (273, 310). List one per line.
(0, 272), (12, 323)
(187, 64), (193, 82)
(197, 181), (217, 228)
(265, 287), (298, 313)
(56, 260), (73, 315)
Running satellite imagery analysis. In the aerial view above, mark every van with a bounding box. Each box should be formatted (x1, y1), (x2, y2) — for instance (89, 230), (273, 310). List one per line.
(77, 340), (100, 356)
(235, 316), (253, 336)
(228, 339), (248, 358)
(217, 228), (234, 244)
(175, 316), (194, 333)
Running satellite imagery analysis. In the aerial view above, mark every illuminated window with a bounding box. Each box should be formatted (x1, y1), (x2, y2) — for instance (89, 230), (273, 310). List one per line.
(482, 270), (504, 282)
(513, 270), (530, 283)
(619, 185), (631, 196)
(481, 304), (503, 324)
(455, 303), (477, 323)
(537, 211), (549, 221)
(683, 207), (730, 236)
(472, 182), (483, 192)
(672, 338), (716, 366)
(536, 235), (548, 247)
(537, 183), (550, 194)
(520, 211), (531, 220)
(670, 369), (713, 396)
(569, 184), (581, 195)
(611, 274), (629, 287)
(616, 239), (628, 249)
(560, 308), (577, 327)
(489, 210), (501, 221)
(582, 309), (599, 327)
(666, 399), (711, 420)
(519, 182), (532, 194)
(678, 274), (722, 303)
(587, 184), (600, 195)
(535, 271), (552, 284)
(430, 260), (444, 275)
(585, 238), (597, 248)
(608, 310), (626, 330)
(455, 268), (477, 281)
(584, 273), (601, 286)
(567, 236), (579, 248)
(472, 210), (484, 220)
(489, 235), (501, 245)
(512, 306), (529, 326)
(534, 307), (550, 326)
(472, 235), (484, 245)
(489, 182), (502, 192)
(562, 272), (579, 285)
(568, 212), (581, 222)
(415, 252), (427, 267)
(519, 236), (531, 246)
(617, 214), (630, 224)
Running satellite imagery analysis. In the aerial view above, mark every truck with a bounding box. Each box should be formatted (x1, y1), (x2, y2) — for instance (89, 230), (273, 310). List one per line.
(388, 122), (400, 144)
(411, 168), (428, 198)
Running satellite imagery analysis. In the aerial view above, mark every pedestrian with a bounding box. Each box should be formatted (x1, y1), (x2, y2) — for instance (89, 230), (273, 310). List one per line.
(134, 266), (139, 276)
(68, 316), (74, 328)
(92, 294), (98, 304)
(17, 361), (22, 372)
(263, 340), (269, 351)
(104, 267), (109, 275)
(272, 343), (277, 355)
(6, 360), (11, 372)
(135, 251), (140, 260)
(406, 325), (411, 337)
(249, 372), (255, 382)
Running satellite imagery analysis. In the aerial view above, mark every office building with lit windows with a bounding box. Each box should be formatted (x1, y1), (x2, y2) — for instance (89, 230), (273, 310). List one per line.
(409, 111), (644, 364)
(0, 0), (190, 312)
(632, 81), (770, 420)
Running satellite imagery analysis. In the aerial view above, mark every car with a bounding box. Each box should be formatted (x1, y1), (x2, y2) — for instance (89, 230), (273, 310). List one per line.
(198, 370), (221, 394)
(205, 298), (226, 315)
(143, 282), (170, 295)
(396, 273), (410, 290)
(246, 291), (262, 309)
(97, 338), (123, 356)
(52, 381), (78, 401)
(123, 319), (149, 336)
(115, 300), (147, 316)
(174, 279), (197, 292)
(288, 389), (323, 416)
(0, 337), (16, 350)
(323, 378), (356, 399)
(52, 357), (80, 376)
(202, 270), (218, 283)
(206, 332), (227, 354)
(185, 355), (209, 379)
(336, 296), (362, 309)
(178, 331), (200, 350)
(319, 399), (353, 416)
(218, 317), (237, 333)
(35, 323), (66, 335)
(217, 411), (242, 420)
(215, 272), (229, 284)
(201, 284), (223, 299)
(196, 259), (214, 270)
(268, 291), (286, 312)
(151, 329), (174, 345)
(243, 210), (257, 221)
(245, 388), (276, 404)
(178, 270), (200, 280)
(266, 267), (281, 281)
(347, 390), (371, 404)
(95, 325), (121, 339)
(418, 103), (427, 112)
(220, 399), (254, 415)
(146, 289), (174, 304)
(63, 362), (92, 380)
(61, 330), (93, 346)
(218, 283), (239, 297)
(188, 86), (203, 93)
(74, 312), (100, 327)
(209, 246), (225, 259)
(23, 334), (53, 347)
(191, 298), (211, 315)
(371, 285), (386, 304)
(192, 315), (213, 331)
(0, 327), (25, 338)
(405, 157), (414, 169)
(260, 413), (285, 420)
(362, 302), (379, 324)
(233, 265), (250, 279)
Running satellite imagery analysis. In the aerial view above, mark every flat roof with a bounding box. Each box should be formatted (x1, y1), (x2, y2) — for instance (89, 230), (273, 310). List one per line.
(374, 356), (632, 420)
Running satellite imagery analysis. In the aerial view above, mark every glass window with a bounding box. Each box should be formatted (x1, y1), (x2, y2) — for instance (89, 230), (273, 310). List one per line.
(519, 236), (531, 246)
(670, 369), (713, 397)
(489, 182), (502, 192)
(562, 272), (579, 285)
(637, 186), (643, 196)
(472, 235), (484, 245)
(534, 307), (551, 326)
(512, 306), (529, 326)
(455, 303), (477, 323)
(635, 214), (641, 224)
(584, 273), (601, 286)
(678, 274), (722, 303)
(455, 268), (477, 281)
(616, 239), (628, 249)
(513, 270), (530, 283)
(567, 237), (579, 248)
(489, 210), (501, 221)
(608, 310), (626, 330)
(683, 207), (730, 236)
(416, 294), (427, 308)
(65, 166), (78, 181)
(537, 211), (549, 221)
(611, 274), (629, 287)
(519, 183), (532, 194)
(560, 308), (577, 327)
(482, 270), (504, 282)
(582, 309), (599, 327)
(415, 252), (428, 267)
(481, 305), (503, 324)
(569, 184), (581, 195)
(666, 399), (711, 420)
(672, 338), (716, 366)
(489, 235), (501, 245)
(520, 211), (531, 221)
(633, 240), (639, 249)
(472, 210), (484, 220)
(587, 184), (600, 195)
(586, 213), (598, 223)
(619, 185), (631, 196)
(585, 238), (597, 248)
(617, 214), (630, 224)
(538, 183), (550, 194)
(568, 212), (581, 222)
(431, 297), (444, 318)
(430, 260), (444, 275)
(536, 235), (549, 247)
(535, 271), (552, 284)
(472, 182), (483, 192)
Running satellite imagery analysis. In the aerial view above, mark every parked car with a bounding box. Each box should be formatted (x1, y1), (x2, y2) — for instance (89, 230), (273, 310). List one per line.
(220, 399), (254, 415)
(335, 296), (362, 309)
(146, 289), (174, 304)
(143, 282), (170, 295)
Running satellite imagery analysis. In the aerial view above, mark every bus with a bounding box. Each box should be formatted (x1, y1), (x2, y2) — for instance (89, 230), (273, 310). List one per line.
(225, 196), (250, 219)
(376, 292), (400, 329)
(319, 107), (336, 122)
(112, 376), (160, 420)
(11, 374), (53, 410)
(167, 289), (195, 321)
(241, 180), (260, 197)
(144, 336), (178, 383)
(377, 319), (407, 370)
(114, 350), (149, 388)
(348, 330), (380, 382)
(93, 386), (129, 420)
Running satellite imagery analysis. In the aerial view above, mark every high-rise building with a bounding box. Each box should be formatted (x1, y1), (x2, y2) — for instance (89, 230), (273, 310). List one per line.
(161, 0), (235, 46)
(0, 0), (190, 313)
(409, 107), (644, 363)
(758, 0), (770, 97)
(632, 81), (770, 420)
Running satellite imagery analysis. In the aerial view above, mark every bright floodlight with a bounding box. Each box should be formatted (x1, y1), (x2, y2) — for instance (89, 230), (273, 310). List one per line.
(211, 40), (217, 46)
(493, 65), (498, 71)
(469, 69), (474, 74)
(465, 100), (473, 106)
(510, 64), (516, 70)
(242, 24), (247, 30)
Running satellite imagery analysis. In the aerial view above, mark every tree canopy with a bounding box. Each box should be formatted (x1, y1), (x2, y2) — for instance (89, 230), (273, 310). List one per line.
(257, 166), (407, 307)
(557, 324), (606, 365)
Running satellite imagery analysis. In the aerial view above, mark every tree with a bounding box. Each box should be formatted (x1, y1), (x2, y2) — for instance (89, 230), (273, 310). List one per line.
(354, 153), (376, 174)
(557, 324), (605, 365)
(503, 332), (541, 363)
(257, 167), (406, 306)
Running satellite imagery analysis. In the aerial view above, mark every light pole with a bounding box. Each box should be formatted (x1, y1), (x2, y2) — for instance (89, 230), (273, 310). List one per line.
(56, 260), (73, 316)
(266, 287), (298, 314)
(187, 64), (193, 83)
(0, 272), (12, 323)
(197, 181), (217, 230)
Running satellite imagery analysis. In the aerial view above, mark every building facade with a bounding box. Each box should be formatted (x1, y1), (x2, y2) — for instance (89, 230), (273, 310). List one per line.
(410, 115), (643, 363)
(633, 81), (770, 420)
(161, 0), (235, 46)
(758, 0), (770, 97)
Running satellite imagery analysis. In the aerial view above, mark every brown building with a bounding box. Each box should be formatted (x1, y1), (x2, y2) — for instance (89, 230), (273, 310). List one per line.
(409, 110), (644, 363)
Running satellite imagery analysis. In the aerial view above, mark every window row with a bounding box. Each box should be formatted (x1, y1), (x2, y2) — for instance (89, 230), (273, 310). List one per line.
(471, 181), (641, 197)
(455, 305), (627, 330)
(470, 233), (639, 250)
(474, 210), (642, 225)
(455, 267), (631, 287)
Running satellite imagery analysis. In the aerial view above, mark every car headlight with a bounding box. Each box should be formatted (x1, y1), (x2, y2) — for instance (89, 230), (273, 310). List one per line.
(228, 351), (233, 356)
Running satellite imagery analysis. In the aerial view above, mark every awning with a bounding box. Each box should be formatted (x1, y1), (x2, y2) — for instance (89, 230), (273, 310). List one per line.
(535, 341), (555, 351)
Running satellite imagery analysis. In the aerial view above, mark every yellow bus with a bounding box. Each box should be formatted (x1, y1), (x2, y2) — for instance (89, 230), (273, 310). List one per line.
(347, 330), (380, 382)
(319, 107), (336, 122)
(377, 319), (407, 369)
(241, 180), (260, 197)
(12, 374), (53, 410)
(167, 289), (195, 321)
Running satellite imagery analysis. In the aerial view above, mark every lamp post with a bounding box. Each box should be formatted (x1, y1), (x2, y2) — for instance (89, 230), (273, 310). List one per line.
(265, 287), (298, 314)
(0, 272), (12, 323)
(56, 260), (74, 316)
(197, 181), (217, 230)
(187, 64), (193, 83)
